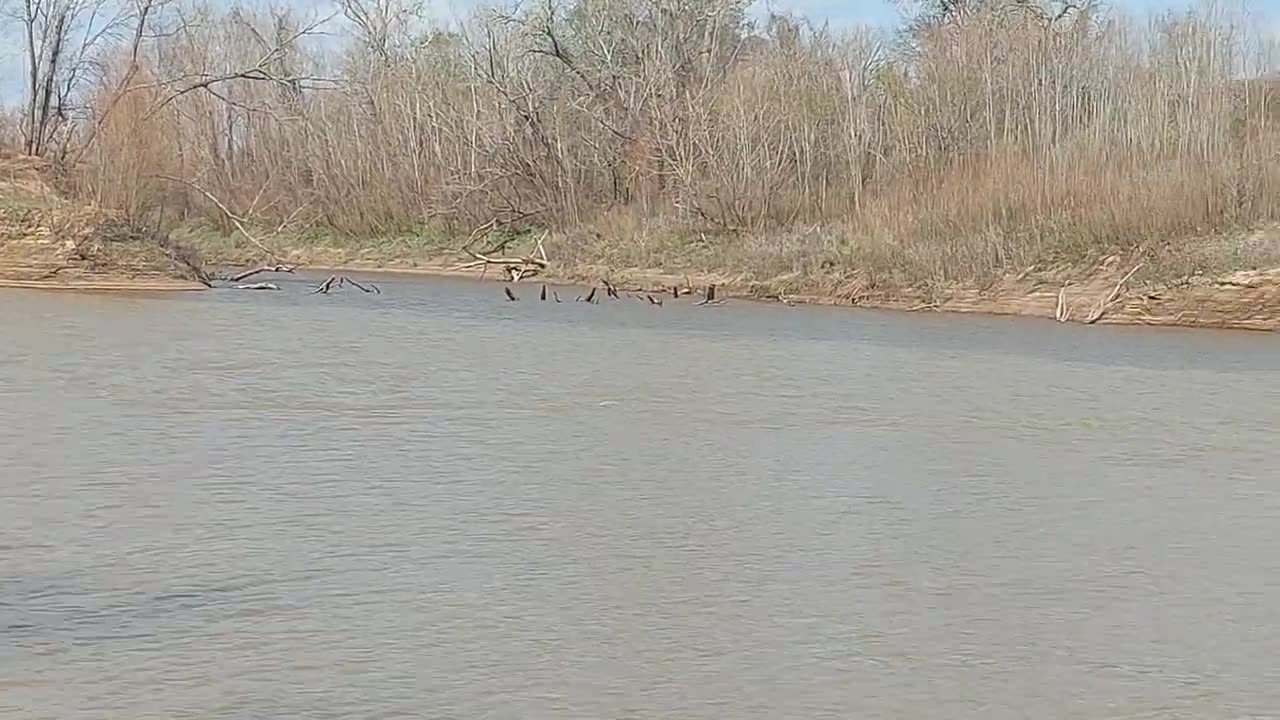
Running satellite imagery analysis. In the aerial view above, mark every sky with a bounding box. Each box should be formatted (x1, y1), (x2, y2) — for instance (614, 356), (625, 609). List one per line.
(1, 0), (1278, 107)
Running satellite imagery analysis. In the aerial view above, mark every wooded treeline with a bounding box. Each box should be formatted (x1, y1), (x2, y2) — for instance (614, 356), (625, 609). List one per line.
(3, 0), (1278, 281)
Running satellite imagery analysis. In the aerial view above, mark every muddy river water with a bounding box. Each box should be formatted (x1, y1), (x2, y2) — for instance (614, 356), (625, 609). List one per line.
(2, 275), (1279, 719)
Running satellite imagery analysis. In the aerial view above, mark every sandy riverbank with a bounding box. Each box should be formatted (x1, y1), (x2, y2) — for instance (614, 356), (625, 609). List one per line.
(6, 235), (1277, 330)
(223, 249), (1280, 332)
(0, 155), (206, 292)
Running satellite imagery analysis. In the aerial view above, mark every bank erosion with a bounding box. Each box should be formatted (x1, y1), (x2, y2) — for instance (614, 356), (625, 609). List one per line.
(0, 154), (205, 292)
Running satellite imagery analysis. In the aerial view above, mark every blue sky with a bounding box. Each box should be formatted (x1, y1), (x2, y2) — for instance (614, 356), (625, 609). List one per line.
(2, 0), (1278, 108)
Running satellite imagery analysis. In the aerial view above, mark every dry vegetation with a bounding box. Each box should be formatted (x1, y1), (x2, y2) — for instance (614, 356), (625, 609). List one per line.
(4, 0), (1280, 323)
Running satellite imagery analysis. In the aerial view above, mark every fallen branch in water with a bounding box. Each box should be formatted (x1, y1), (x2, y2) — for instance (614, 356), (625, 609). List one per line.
(311, 275), (338, 294)
(310, 274), (380, 295)
(235, 282), (280, 290)
(223, 264), (296, 283)
(344, 276), (379, 294)
(696, 284), (725, 306)
(1084, 264), (1143, 324)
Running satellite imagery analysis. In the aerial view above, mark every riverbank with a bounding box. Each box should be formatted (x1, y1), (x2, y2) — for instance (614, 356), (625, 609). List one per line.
(0, 155), (206, 292)
(6, 143), (1278, 328)
(192, 225), (1280, 331)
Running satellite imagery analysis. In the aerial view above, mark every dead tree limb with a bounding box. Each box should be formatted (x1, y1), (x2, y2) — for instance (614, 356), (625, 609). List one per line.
(155, 175), (285, 261)
(1084, 264), (1143, 325)
(452, 224), (549, 283)
(225, 264), (296, 282)
(308, 274), (379, 295)
(344, 276), (376, 293)
(311, 275), (338, 294)
(1055, 282), (1073, 323)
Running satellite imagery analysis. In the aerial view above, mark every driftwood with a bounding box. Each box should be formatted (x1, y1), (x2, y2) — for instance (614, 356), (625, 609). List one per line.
(234, 282), (280, 290)
(224, 264), (296, 283)
(344, 277), (380, 294)
(646, 294), (663, 306)
(602, 279), (619, 299)
(1055, 282), (1073, 322)
(310, 274), (380, 295)
(504, 286), (518, 301)
(1084, 264), (1143, 324)
(451, 226), (550, 283)
(539, 284), (547, 301)
(578, 287), (597, 303)
(553, 291), (562, 303)
(311, 275), (339, 294)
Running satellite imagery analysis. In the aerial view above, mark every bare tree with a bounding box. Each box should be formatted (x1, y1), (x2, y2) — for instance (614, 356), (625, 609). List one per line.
(9, 0), (140, 158)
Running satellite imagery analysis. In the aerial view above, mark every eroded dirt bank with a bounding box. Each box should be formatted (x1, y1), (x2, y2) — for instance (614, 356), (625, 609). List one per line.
(0, 155), (205, 292)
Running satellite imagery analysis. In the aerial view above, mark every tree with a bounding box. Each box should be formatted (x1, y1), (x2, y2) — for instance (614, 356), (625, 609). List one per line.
(7, 0), (152, 159)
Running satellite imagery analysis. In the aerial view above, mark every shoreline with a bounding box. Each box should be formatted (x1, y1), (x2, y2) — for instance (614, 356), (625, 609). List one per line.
(291, 257), (1280, 332)
(0, 277), (208, 292)
(3, 252), (1276, 333)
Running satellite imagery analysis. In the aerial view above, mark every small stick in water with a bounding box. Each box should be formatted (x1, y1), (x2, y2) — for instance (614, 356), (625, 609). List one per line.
(504, 286), (518, 301)
(540, 284), (547, 301)
(553, 291), (562, 303)
(310, 275), (338, 294)
(646, 295), (663, 306)
(344, 276), (376, 293)
(697, 284), (725, 306)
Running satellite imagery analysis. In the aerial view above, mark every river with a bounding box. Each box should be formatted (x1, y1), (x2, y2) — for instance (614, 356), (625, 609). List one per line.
(2, 275), (1279, 719)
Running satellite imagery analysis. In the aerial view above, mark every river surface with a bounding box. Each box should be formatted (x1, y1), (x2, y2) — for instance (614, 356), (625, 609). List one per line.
(2, 274), (1279, 719)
